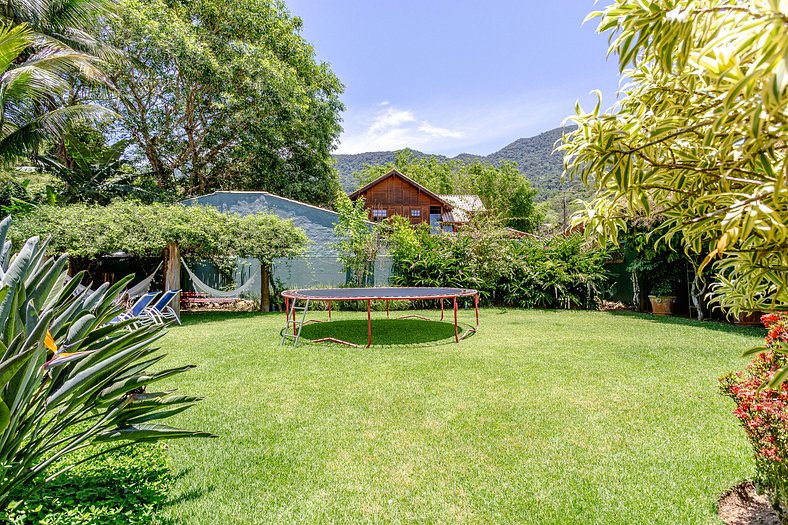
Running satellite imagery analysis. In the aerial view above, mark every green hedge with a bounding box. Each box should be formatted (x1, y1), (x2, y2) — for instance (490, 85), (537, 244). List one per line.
(385, 217), (610, 309)
(9, 202), (308, 263)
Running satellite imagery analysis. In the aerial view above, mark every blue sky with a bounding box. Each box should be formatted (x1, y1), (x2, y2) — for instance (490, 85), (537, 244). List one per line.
(286, 1), (621, 156)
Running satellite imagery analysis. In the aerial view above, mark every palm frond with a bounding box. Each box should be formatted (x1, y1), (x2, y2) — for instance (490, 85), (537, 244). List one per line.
(0, 103), (115, 163)
(0, 22), (33, 72)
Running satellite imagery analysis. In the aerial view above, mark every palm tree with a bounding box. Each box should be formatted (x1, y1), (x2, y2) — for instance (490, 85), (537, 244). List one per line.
(0, 0), (117, 57)
(0, 23), (109, 163)
(0, 0), (117, 163)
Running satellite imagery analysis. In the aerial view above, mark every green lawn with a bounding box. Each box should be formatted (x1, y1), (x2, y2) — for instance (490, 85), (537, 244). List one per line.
(154, 309), (762, 524)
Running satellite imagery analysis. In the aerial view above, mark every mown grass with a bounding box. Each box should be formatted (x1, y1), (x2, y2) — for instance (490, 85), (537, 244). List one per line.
(3, 444), (172, 525)
(155, 309), (763, 524)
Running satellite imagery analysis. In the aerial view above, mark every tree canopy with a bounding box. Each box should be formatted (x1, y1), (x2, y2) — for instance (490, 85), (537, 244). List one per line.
(562, 0), (788, 313)
(9, 202), (308, 263)
(355, 150), (542, 232)
(102, 0), (344, 206)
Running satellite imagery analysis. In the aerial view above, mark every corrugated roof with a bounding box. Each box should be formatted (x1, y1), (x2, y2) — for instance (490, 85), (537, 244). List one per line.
(437, 194), (485, 223)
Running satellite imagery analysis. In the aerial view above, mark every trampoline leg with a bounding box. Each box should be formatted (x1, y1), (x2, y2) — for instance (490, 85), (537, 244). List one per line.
(328, 300), (332, 321)
(474, 293), (479, 328)
(453, 297), (459, 343)
(292, 299), (297, 336)
(294, 298), (310, 347)
(367, 299), (372, 347)
(386, 300), (389, 319)
(440, 298), (444, 321)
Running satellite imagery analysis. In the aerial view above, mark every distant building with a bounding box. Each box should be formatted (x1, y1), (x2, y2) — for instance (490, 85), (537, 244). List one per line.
(347, 169), (484, 231)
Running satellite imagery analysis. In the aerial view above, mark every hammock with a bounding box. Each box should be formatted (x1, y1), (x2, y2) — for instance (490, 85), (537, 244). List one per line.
(181, 257), (260, 298)
(126, 262), (163, 299)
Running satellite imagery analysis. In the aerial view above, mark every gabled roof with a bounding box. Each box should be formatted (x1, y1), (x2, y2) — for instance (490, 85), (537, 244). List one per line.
(347, 169), (452, 208)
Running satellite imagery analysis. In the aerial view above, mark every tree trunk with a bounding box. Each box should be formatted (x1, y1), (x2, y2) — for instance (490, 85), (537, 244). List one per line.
(164, 242), (181, 317)
(260, 264), (270, 312)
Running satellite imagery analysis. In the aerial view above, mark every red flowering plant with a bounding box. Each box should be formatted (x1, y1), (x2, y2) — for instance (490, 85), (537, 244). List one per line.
(720, 312), (788, 520)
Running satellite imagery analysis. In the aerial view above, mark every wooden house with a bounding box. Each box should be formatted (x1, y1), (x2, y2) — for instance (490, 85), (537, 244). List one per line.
(348, 169), (484, 231)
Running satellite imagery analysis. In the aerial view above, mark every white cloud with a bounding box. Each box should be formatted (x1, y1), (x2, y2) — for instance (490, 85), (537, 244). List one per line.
(337, 105), (467, 154)
(368, 108), (416, 134)
(418, 121), (465, 139)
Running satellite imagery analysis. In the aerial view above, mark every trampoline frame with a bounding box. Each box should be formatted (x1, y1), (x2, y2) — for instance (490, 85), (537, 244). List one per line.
(280, 287), (479, 347)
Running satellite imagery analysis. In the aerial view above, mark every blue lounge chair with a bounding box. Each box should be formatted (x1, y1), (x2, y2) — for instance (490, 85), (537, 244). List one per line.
(110, 292), (159, 324)
(143, 290), (181, 325)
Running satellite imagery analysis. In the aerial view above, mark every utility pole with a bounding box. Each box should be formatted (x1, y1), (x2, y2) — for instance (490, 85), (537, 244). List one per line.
(562, 191), (567, 231)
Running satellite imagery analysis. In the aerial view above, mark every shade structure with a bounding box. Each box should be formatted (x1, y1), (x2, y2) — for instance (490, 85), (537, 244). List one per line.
(280, 287), (479, 347)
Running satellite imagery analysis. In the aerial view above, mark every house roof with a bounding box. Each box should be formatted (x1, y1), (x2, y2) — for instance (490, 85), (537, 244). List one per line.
(347, 169), (453, 208)
(438, 194), (485, 223)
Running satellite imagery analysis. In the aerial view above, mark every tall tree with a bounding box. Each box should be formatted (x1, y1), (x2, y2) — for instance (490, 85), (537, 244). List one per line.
(562, 0), (788, 314)
(105, 0), (344, 206)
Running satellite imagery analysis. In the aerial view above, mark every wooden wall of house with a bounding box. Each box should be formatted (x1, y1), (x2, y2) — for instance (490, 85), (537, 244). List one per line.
(354, 175), (445, 224)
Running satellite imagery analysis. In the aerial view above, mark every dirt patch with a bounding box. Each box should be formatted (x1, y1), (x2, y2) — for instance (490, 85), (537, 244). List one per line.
(719, 481), (780, 525)
(599, 300), (631, 311)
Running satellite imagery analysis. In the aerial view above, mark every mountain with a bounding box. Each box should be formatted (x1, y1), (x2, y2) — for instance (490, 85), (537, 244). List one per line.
(332, 126), (575, 200)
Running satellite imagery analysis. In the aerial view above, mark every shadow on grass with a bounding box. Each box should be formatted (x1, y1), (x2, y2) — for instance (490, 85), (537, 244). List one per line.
(180, 310), (272, 326)
(296, 318), (464, 346)
(602, 309), (765, 336)
(1, 447), (205, 525)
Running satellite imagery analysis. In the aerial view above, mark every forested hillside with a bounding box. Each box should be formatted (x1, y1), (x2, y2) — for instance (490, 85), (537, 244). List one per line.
(333, 126), (579, 200)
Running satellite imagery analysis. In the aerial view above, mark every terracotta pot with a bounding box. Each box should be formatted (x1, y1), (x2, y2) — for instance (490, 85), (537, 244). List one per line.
(735, 311), (765, 326)
(648, 295), (676, 315)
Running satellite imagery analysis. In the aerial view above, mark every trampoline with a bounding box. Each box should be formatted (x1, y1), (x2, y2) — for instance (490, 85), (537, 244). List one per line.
(280, 287), (479, 347)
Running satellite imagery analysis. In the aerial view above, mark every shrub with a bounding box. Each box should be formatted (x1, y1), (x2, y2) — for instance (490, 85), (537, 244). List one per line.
(499, 235), (610, 309)
(385, 217), (610, 308)
(0, 215), (213, 507)
(720, 312), (788, 522)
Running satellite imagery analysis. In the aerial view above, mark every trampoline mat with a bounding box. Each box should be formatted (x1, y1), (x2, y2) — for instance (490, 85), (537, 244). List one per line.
(281, 287), (477, 301)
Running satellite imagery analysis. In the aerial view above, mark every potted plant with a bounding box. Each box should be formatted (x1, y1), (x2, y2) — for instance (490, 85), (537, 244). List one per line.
(648, 277), (679, 315)
(625, 226), (686, 315)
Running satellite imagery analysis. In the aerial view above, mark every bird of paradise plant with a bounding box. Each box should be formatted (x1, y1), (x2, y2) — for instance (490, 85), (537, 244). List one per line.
(0, 214), (213, 507)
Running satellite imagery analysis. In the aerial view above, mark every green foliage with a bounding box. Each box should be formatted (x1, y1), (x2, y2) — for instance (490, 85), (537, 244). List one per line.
(562, 0), (788, 314)
(625, 226), (686, 298)
(384, 217), (609, 309)
(0, 20), (110, 165)
(37, 132), (158, 205)
(104, 0), (344, 205)
(333, 192), (378, 286)
(498, 234), (612, 309)
(0, 215), (213, 507)
(1, 444), (170, 524)
(9, 202), (308, 262)
(0, 178), (34, 217)
(355, 151), (542, 232)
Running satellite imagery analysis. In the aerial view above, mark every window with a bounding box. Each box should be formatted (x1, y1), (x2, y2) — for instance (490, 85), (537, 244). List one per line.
(411, 208), (421, 217)
(372, 209), (387, 222)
